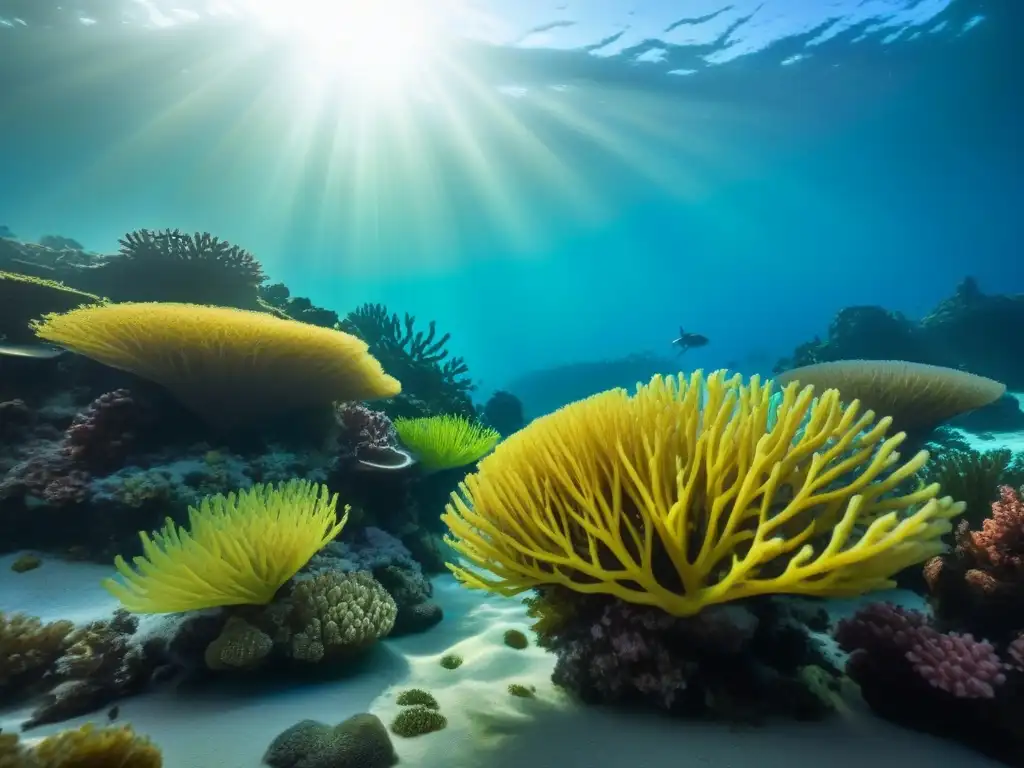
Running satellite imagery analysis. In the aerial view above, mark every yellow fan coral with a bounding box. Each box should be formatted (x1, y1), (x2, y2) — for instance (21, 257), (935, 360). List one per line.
(31, 302), (401, 426)
(103, 480), (347, 613)
(442, 370), (964, 616)
(394, 414), (500, 473)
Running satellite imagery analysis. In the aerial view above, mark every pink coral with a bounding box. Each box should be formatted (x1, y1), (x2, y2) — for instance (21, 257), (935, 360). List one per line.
(836, 603), (1009, 700)
(905, 628), (1006, 699)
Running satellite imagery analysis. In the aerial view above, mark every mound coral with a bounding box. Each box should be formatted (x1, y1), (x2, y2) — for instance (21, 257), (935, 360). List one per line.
(389, 706), (447, 737)
(394, 414), (500, 472)
(31, 302), (402, 427)
(775, 360), (1005, 437)
(264, 713), (397, 768)
(443, 370), (964, 616)
(103, 480), (347, 613)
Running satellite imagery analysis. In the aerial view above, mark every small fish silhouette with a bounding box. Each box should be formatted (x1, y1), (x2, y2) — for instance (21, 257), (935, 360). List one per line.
(107, 705), (120, 721)
(672, 327), (708, 355)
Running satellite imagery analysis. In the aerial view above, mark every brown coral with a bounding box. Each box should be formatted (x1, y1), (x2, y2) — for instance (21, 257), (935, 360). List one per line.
(30, 723), (161, 768)
(0, 612), (73, 698)
(204, 616), (273, 671)
(287, 572), (397, 663)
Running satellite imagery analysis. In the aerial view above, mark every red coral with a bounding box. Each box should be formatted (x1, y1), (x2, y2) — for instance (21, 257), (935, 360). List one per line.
(335, 402), (396, 458)
(0, 453), (88, 505)
(905, 628), (1006, 699)
(62, 389), (140, 471)
(834, 602), (926, 655)
(967, 485), (1024, 572)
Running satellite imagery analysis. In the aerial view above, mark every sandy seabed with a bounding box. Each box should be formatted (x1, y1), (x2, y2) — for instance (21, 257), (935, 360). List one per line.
(0, 552), (1006, 768)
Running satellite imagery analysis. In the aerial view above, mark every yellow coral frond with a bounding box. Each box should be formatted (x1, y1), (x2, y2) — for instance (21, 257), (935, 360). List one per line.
(395, 414), (500, 473)
(442, 370), (964, 616)
(31, 302), (401, 426)
(103, 480), (348, 613)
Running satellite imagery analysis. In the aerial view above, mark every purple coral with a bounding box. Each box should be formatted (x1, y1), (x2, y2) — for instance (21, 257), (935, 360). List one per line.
(336, 402), (395, 457)
(0, 453), (89, 505)
(906, 628), (1006, 699)
(835, 603), (1007, 699)
(62, 389), (141, 471)
(335, 402), (413, 470)
(551, 600), (759, 710)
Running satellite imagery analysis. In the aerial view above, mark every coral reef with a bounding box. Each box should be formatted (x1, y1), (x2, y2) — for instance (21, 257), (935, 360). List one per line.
(835, 486), (1024, 764)
(263, 713), (397, 768)
(340, 302), (474, 419)
(3, 723), (162, 768)
(444, 370), (963, 615)
(529, 588), (836, 720)
(774, 278), (1024, 398)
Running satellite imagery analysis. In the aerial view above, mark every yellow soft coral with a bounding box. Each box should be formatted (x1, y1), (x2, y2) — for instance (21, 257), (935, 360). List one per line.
(442, 370), (964, 616)
(103, 480), (348, 613)
(31, 302), (401, 427)
(394, 414), (500, 473)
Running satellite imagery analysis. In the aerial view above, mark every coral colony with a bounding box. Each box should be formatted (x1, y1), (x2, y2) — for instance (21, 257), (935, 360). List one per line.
(1, 229), (1023, 765)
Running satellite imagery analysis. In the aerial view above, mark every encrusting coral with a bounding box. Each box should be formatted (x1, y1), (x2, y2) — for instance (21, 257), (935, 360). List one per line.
(444, 370), (964, 616)
(393, 414), (499, 473)
(104, 480), (347, 613)
(31, 302), (401, 428)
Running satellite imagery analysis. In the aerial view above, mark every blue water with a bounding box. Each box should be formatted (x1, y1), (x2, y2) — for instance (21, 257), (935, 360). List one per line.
(0, 0), (1019, 398)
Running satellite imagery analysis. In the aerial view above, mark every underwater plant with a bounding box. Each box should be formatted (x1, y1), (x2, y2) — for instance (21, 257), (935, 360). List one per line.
(31, 302), (401, 428)
(503, 628), (528, 649)
(103, 480), (347, 613)
(439, 652), (463, 670)
(394, 414), (500, 473)
(443, 370), (964, 616)
(395, 688), (439, 708)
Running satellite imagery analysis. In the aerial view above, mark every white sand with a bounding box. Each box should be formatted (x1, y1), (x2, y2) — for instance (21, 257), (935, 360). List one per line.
(0, 554), (1004, 767)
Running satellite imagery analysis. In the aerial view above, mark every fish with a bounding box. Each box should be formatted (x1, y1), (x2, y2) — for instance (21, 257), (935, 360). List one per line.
(672, 327), (708, 355)
(0, 342), (66, 359)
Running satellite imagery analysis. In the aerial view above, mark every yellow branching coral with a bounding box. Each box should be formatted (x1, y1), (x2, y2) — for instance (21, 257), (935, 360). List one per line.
(442, 370), (964, 616)
(30, 723), (162, 768)
(31, 302), (401, 427)
(394, 414), (500, 473)
(103, 480), (348, 613)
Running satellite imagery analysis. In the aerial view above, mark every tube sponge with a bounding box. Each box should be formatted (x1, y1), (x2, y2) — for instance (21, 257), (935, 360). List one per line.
(103, 480), (348, 613)
(443, 370), (964, 616)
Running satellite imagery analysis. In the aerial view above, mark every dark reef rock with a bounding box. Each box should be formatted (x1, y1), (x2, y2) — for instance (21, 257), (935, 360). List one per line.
(775, 278), (1024, 422)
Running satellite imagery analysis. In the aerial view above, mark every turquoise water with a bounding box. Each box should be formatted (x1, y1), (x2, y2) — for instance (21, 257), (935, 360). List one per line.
(0, 0), (1016, 397)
